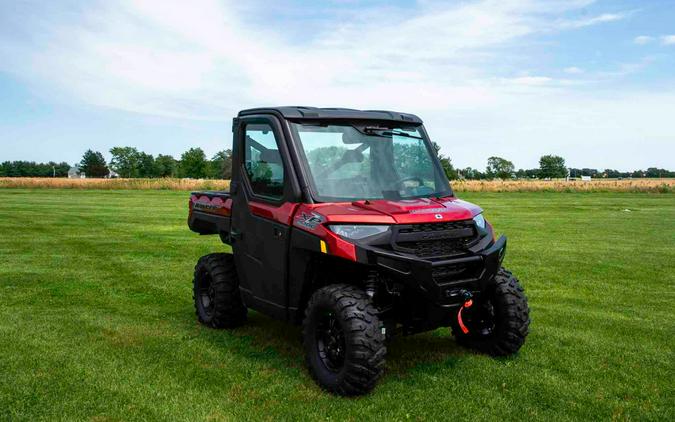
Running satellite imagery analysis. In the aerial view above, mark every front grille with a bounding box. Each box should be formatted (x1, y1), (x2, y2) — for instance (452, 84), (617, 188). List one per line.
(398, 221), (472, 234)
(398, 238), (473, 257)
(432, 261), (481, 285)
(393, 220), (478, 258)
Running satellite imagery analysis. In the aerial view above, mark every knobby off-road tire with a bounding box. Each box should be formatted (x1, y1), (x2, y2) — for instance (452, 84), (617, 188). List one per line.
(302, 284), (386, 396)
(193, 253), (247, 329)
(452, 268), (530, 356)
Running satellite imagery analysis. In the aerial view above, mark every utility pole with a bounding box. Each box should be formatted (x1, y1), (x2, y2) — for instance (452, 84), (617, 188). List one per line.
(52, 165), (56, 177)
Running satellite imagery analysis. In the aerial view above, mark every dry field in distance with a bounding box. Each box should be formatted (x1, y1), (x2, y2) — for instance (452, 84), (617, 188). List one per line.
(0, 177), (231, 191)
(1, 177), (673, 193)
(452, 178), (674, 193)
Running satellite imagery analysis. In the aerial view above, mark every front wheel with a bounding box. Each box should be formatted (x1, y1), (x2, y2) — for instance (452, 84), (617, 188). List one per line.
(302, 284), (386, 396)
(452, 268), (530, 356)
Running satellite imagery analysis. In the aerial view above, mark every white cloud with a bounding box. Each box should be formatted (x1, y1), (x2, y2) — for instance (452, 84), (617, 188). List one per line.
(661, 35), (675, 45)
(563, 66), (584, 74)
(0, 0), (672, 169)
(510, 76), (553, 85)
(557, 12), (627, 29)
(635, 35), (675, 46)
(633, 35), (653, 44)
(0, 0), (638, 120)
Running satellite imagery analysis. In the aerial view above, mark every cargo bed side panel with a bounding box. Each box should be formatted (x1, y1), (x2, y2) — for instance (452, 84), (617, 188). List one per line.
(188, 191), (232, 239)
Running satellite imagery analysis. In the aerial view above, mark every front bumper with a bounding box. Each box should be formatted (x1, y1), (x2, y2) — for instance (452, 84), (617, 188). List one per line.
(356, 235), (507, 307)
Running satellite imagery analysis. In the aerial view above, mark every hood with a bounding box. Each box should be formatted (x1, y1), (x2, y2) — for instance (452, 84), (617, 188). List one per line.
(309, 196), (482, 225)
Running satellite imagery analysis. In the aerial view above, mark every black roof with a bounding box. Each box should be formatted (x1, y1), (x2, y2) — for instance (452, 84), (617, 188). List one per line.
(238, 106), (423, 125)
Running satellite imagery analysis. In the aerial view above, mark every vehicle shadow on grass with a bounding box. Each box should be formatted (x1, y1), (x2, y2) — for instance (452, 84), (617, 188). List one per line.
(215, 311), (476, 383)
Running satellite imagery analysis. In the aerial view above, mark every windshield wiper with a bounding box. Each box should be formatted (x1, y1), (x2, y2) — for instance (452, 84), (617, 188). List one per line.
(363, 127), (424, 140)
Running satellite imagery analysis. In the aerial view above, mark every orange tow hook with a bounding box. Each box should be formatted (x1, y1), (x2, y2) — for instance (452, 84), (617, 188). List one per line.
(457, 298), (473, 334)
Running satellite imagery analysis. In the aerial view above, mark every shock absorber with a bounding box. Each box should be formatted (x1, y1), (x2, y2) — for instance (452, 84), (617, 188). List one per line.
(364, 270), (378, 299)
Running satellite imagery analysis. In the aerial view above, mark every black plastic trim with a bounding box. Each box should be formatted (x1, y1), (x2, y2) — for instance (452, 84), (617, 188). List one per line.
(239, 106), (423, 125)
(355, 236), (507, 307)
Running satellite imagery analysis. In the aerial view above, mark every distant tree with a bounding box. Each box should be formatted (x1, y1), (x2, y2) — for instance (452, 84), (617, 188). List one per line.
(179, 148), (208, 178)
(109, 147), (141, 178)
(0, 160), (70, 177)
(569, 168), (599, 178)
(155, 154), (177, 177)
(581, 168), (599, 177)
(137, 152), (156, 178)
(209, 149), (233, 179)
(438, 156), (458, 180)
(643, 167), (672, 178)
(516, 168), (541, 179)
(486, 156), (515, 179)
(432, 142), (458, 180)
(49, 162), (71, 177)
(604, 169), (620, 178)
(539, 155), (567, 178)
(524, 168), (540, 178)
(458, 167), (486, 180)
(79, 150), (108, 178)
(52, 162), (70, 177)
(3, 161), (15, 177)
(0, 161), (20, 177)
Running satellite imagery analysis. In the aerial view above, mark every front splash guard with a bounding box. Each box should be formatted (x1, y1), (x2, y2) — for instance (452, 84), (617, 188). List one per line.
(359, 236), (507, 307)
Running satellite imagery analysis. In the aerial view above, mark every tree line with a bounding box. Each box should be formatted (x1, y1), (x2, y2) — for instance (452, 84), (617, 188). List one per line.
(1, 148), (673, 180)
(0, 147), (233, 179)
(442, 154), (674, 180)
(0, 161), (71, 177)
(90, 147), (233, 179)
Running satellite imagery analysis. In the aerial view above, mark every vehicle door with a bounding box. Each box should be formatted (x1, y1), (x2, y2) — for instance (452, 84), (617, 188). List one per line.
(230, 116), (297, 319)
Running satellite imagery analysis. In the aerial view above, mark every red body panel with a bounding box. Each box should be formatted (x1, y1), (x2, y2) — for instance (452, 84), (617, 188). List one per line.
(292, 204), (358, 261)
(323, 230), (358, 261)
(294, 196), (481, 225)
(349, 197), (481, 224)
(291, 196), (481, 262)
(249, 201), (300, 226)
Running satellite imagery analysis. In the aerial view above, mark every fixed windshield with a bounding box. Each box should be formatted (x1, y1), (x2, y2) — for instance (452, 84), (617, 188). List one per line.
(290, 123), (451, 202)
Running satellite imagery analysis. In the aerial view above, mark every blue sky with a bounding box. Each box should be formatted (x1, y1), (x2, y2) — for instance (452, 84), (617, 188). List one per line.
(1, 0), (674, 170)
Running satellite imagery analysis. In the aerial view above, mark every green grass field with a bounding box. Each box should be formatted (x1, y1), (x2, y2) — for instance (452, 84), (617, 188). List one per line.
(0, 190), (673, 421)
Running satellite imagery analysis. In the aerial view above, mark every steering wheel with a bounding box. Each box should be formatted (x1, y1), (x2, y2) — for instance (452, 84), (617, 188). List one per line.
(396, 176), (425, 189)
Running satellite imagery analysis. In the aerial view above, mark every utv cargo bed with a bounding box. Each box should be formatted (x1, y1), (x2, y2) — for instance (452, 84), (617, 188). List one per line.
(188, 190), (232, 238)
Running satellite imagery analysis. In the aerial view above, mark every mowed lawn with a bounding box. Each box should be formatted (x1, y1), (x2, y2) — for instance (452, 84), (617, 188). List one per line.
(0, 189), (673, 421)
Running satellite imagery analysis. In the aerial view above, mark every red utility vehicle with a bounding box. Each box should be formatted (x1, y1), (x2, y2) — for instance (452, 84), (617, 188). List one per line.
(188, 107), (530, 395)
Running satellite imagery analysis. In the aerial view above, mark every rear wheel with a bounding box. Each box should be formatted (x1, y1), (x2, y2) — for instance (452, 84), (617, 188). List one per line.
(302, 284), (386, 396)
(193, 253), (247, 328)
(452, 268), (529, 356)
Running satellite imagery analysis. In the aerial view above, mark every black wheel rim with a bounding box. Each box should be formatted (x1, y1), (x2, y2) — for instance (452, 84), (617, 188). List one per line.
(466, 299), (496, 336)
(316, 312), (346, 372)
(198, 271), (215, 318)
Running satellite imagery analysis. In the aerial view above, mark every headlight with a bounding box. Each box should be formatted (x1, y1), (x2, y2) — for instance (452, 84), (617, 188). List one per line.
(328, 225), (389, 240)
(473, 214), (486, 230)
